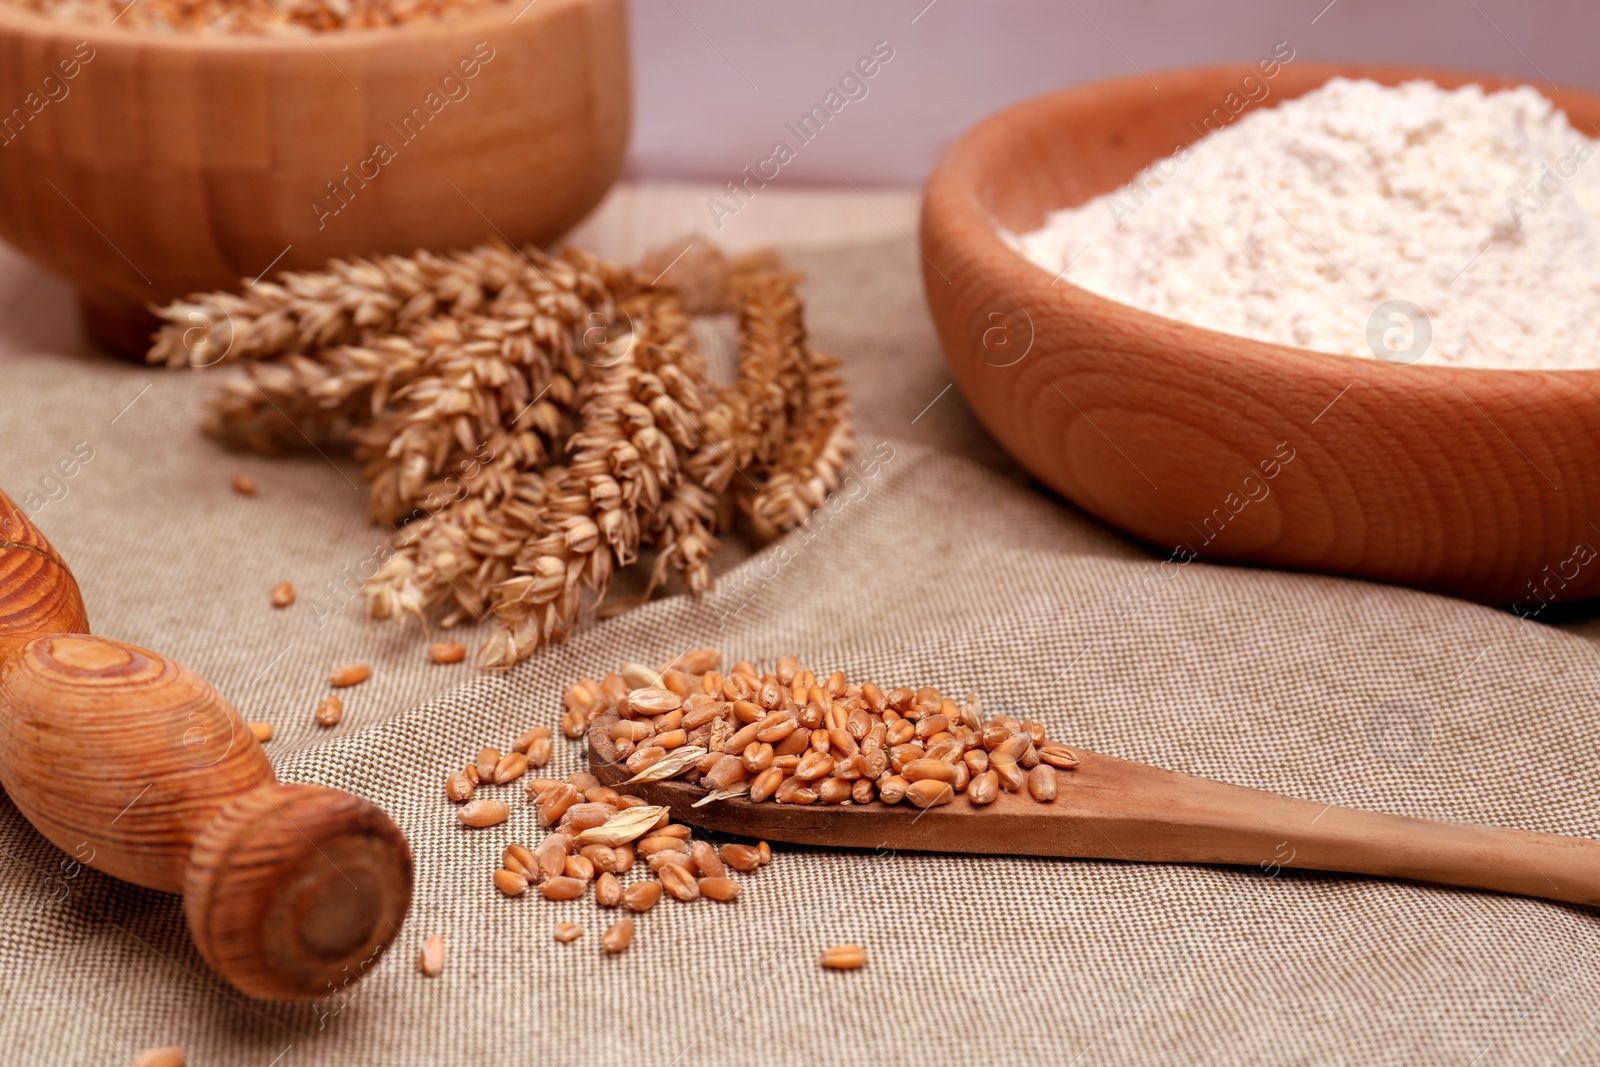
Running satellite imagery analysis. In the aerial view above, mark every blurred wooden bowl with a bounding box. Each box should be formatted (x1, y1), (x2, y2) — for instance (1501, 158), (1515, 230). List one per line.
(921, 64), (1600, 607)
(0, 0), (629, 356)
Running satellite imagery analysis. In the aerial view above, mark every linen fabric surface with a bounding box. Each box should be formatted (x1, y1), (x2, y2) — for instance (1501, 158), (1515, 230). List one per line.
(0, 238), (1597, 1066)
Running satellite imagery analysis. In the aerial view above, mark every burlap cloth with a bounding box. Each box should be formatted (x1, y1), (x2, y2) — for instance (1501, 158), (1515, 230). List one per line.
(2, 235), (1599, 1066)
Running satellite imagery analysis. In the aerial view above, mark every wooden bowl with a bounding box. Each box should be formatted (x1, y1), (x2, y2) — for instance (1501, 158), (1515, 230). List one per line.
(0, 0), (629, 356)
(921, 64), (1600, 608)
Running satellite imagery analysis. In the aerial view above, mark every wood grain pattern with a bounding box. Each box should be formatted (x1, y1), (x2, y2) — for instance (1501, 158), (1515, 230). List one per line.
(596, 746), (1600, 907)
(0, 633), (275, 891)
(0, 488), (413, 1000)
(0, 491), (88, 657)
(920, 64), (1600, 606)
(0, 0), (630, 355)
(185, 782), (412, 1001)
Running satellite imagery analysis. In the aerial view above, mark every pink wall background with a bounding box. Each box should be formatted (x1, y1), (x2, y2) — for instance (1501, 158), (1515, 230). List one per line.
(625, 0), (1600, 187)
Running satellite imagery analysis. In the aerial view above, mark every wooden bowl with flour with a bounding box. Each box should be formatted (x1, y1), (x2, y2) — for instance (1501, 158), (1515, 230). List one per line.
(920, 63), (1600, 608)
(0, 0), (629, 355)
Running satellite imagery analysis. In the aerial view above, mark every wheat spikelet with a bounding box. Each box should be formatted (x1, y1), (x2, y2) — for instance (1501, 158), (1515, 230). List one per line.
(152, 238), (854, 666)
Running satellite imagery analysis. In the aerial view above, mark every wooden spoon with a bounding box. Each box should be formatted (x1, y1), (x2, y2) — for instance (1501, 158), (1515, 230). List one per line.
(593, 748), (1600, 907)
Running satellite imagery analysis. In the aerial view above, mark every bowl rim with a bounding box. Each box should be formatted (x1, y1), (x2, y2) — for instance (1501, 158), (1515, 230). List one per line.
(929, 61), (1600, 378)
(0, 0), (594, 50)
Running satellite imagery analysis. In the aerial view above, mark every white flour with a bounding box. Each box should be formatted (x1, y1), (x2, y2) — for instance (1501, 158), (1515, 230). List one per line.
(1009, 78), (1600, 370)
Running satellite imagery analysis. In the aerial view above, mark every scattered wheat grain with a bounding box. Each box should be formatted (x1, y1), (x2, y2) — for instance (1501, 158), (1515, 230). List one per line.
(445, 771), (474, 802)
(429, 641), (467, 664)
(131, 1049), (185, 1067)
(417, 935), (444, 976)
(820, 944), (866, 971)
(539, 876), (585, 901)
(601, 918), (634, 954)
(315, 695), (343, 728)
(493, 869), (528, 897)
(698, 876), (741, 901)
(328, 661), (370, 688)
(457, 799), (510, 828)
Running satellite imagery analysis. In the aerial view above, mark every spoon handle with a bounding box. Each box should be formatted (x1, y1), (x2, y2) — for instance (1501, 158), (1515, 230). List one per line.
(1034, 752), (1600, 906)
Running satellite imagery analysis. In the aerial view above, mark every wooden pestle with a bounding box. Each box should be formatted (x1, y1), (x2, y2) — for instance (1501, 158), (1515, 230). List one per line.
(0, 489), (412, 1000)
